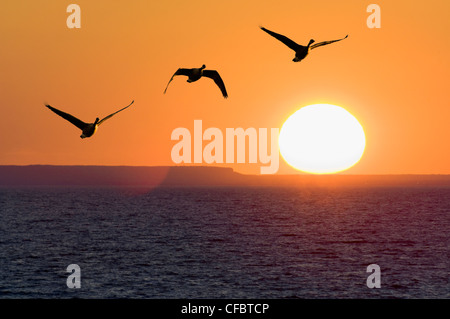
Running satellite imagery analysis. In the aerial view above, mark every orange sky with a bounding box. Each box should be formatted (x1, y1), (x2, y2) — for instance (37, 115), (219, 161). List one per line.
(0, 0), (449, 175)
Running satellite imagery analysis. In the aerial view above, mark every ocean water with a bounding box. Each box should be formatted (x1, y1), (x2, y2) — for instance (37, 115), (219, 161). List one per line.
(0, 186), (448, 299)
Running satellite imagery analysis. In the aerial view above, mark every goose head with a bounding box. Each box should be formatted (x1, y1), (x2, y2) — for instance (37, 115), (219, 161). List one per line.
(201, 64), (206, 69)
(94, 117), (100, 125)
(308, 39), (315, 46)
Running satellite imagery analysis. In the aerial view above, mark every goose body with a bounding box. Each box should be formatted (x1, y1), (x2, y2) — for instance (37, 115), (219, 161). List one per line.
(260, 26), (348, 62)
(164, 65), (228, 98)
(44, 100), (134, 139)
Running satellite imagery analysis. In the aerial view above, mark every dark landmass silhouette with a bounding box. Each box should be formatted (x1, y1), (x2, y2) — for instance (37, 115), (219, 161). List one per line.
(1, 165), (450, 187)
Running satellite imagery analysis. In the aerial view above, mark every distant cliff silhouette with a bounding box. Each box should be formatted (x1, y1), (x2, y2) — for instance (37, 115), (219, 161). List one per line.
(0, 165), (449, 187)
(0, 165), (249, 187)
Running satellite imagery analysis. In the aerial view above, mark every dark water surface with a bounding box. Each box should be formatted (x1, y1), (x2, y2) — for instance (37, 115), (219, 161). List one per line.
(0, 186), (448, 298)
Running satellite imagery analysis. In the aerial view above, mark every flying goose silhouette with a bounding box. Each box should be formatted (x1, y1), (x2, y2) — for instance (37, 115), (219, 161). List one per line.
(44, 100), (134, 139)
(260, 26), (348, 62)
(164, 65), (228, 98)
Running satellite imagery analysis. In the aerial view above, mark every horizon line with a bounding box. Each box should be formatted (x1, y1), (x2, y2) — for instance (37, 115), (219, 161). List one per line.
(1, 164), (449, 176)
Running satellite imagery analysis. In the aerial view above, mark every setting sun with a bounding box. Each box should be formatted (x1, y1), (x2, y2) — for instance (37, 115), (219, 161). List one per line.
(279, 104), (366, 174)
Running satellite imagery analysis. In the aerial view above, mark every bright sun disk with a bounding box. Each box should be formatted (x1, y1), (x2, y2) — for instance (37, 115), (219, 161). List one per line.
(279, 104), (366, 174)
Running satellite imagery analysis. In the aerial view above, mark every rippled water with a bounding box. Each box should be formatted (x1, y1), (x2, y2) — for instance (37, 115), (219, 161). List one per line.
(0, 186), (448, 298)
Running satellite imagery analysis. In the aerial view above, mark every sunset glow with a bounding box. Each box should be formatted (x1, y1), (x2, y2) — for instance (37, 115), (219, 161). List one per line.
(0, 1), (449, 175)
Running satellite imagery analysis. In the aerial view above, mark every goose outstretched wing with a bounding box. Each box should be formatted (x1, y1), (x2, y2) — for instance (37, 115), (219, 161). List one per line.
(164, 68), (192, 94)
(45, 104), (87, 130)
(203, 70), (228, 98)
(310, 35), (348, 50)
(98, 100), (134, 126)
(260, 27), (301, 51)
